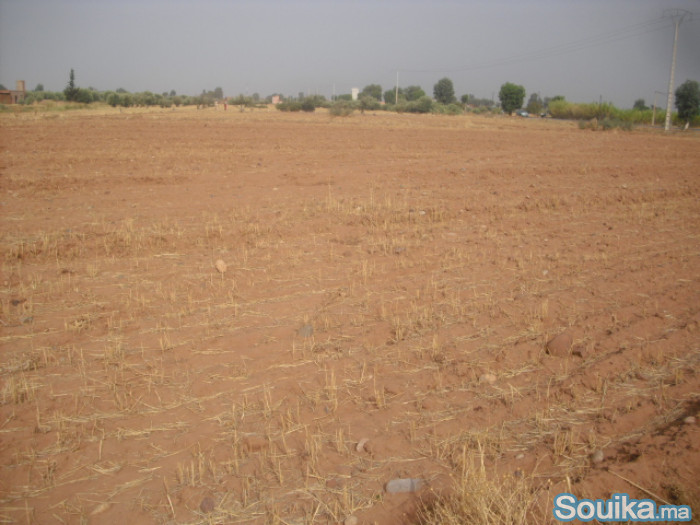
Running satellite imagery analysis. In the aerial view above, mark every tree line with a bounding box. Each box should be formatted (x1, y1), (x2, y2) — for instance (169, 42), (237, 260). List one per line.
(6, 69), (698, 127)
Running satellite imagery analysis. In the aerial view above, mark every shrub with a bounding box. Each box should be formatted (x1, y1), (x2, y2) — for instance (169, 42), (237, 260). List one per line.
(406, 96), (433, 113)
(329, 100), (355, 117)
(358, 95), (380, 113)
(74, 88), (95, 104)
(300, 98), (316, 112)
(106, 93), (121, 107)
(276, 101), (303, 112)
(579, 117), (633, 131)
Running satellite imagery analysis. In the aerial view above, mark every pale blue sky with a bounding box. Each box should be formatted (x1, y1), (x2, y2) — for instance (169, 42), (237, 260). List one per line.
(1, 0), (698, 107)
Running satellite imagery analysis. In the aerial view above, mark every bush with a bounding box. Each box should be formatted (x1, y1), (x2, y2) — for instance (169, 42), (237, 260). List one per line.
(578, 117), (633, 131)
(300, 98), (316, 112)
(74, 88), (95, 104)
(329, 100), (355, 117)
(550, 100), (621, 120)
(406, 96), (433, 113)
(276, 101), (303, 112)
(106, 92), (121, 107)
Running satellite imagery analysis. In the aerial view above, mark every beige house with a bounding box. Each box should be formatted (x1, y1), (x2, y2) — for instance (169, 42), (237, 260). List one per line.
(0, 80), (26, 104)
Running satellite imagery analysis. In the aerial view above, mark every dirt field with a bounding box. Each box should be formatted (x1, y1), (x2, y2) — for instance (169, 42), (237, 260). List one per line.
(1, 107), (699, 524)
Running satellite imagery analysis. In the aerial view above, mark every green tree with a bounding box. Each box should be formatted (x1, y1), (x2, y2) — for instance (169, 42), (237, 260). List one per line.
(300, 97), (316, 112)
(74, 88), (94, 104)
(34, 83), (44, 92)
(633, 98), (648, 111)
(404, 85), (425, 101)
(64, 69), (79, 102)
(384, 87), (404, 105)
(406, 96), (433, 113)
(358, 95), (380, 113)
(498, 82), (526, 115)
(433, 77), (456, 105)
(544, 95), (565, 109)
(526, 93), (543, 115)
(361, 84), (382, 101)
(107, 92), (121, 107)
(675, 79), (700, 126)
(213, 87), (224, 99)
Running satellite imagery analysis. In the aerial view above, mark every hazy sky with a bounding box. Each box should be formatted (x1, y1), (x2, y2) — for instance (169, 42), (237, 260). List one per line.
(1, 0), (698, 108)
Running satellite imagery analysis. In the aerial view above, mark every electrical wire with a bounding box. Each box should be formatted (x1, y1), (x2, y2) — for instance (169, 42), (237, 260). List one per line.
(399, 16), (674, 74)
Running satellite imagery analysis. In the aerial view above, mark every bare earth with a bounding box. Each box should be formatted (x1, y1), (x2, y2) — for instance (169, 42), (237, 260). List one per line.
(1, 107), (699, 524)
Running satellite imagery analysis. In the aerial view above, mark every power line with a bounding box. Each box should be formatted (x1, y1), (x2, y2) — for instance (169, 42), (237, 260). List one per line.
(663, 9), (693, 131)
(398, 16), (672, 74)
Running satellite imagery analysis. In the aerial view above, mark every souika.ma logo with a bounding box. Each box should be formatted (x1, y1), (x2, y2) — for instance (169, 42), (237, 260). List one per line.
(553, 492), (692, 522)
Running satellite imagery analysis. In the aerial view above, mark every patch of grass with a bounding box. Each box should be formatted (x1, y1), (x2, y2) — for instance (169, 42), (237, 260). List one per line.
(416, 446), (551, 524)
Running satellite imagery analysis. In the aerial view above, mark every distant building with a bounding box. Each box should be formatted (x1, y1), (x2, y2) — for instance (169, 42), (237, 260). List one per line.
(272, 95), (281, 105)
(351, 88), (359, 101)
(0, 80), (26, 104)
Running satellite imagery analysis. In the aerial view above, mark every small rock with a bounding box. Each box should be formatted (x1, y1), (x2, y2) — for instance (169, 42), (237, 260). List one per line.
(547, 331), (573, 357)
(385, 478), (424, 493)
(590, 449), (605, 464)
(515, 453), (525, 460)
(297, 323), (314, 338)
(572, 343), (591, 359)
(683, 416), (696, 425)
(479, 373), (497, 385)
(214, 259), (227, 274)
(344, 516), (359, 525)
(199, 496), (216, 513)
(514, 468), (524, 478)
(356, 437), (370, 453)
(90, 503), (111, 516)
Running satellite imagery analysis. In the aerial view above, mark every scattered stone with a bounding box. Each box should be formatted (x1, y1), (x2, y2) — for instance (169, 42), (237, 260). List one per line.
(298, 323), (314, 338)
(514, 468), (524, 478)
(546, 331), (573, 357)
(344, 516), (359, 525)
(356, 437), (370, 453)
(200, 496), (216, 513)
(683, 416), (696, 425)
(214, 259), (227, 274)
(515, 453), (525, 460)
(572, 343), (591, 359)
(479, 373), (497, 385)
(590, 449), (605, 464)
(385, 478), (424, 493)
(90, 503), (111, 516)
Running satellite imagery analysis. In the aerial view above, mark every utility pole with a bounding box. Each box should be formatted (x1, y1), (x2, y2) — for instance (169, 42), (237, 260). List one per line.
(395, 71), (399, 106)
(663, 9), (691, 132)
